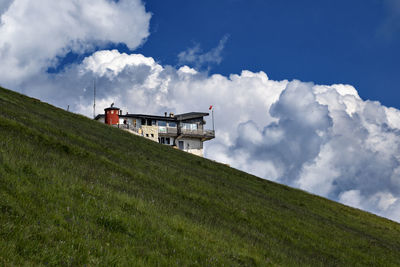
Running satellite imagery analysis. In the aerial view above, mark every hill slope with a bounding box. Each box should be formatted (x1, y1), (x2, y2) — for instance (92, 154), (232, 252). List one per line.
(1, 87), (400, 266)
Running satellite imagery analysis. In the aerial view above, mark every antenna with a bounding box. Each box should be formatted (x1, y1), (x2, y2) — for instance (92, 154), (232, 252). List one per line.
(93, 79), (96, 119)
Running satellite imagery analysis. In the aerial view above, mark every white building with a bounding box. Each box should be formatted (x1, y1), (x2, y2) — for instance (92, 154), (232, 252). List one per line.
(95, 105), (215, 157)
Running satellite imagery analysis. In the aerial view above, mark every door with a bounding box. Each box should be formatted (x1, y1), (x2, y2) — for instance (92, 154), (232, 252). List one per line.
(178, 141), (184, 150)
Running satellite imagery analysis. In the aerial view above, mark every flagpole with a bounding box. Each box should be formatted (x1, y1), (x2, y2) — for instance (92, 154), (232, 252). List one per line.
(212, 107), (215, 132)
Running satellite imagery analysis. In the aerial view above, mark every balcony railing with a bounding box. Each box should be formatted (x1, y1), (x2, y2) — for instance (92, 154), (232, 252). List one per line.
(116, 124), (142, 134)
(115, 124), (215, 139)
(158, 127), (177, 134)
(179, 128), (215, 138)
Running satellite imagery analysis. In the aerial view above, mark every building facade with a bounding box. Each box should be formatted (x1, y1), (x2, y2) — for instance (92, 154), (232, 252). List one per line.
(95, 106), (215, 157)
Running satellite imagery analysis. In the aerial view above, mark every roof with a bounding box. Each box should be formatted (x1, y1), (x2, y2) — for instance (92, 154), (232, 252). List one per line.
(94, 112), (209, 122)
(124, 114), (176, 121)
(94, 114), (104, 120)
(174, 112), (209, 121)
(104, 107), (120, 111)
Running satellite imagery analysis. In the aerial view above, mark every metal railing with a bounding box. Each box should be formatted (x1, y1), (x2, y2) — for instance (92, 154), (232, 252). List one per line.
(116, 124), (142, 135)
(115, 124), (215, 138)
(158, 127), (178, 134)
(179, 128), (215, 137)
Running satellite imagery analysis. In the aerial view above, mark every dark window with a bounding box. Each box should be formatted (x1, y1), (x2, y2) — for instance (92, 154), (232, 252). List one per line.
(168, 122), (176, 127)
(146, 134), (149, 137)
(151, 134), (154, 137)
(161, 137), (165, 144)
(166, 138), (170, 144)
(158, 121), (167, 126)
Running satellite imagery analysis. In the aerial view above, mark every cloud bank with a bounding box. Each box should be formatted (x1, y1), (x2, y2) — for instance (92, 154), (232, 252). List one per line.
(0, 0), (150, 86)
(2, 1), (400, 222)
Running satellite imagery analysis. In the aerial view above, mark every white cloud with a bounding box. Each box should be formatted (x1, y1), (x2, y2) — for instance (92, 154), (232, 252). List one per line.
(339, 190), (363, 210)
(0, 0), (151, 86)
(178, 34), (229, 69)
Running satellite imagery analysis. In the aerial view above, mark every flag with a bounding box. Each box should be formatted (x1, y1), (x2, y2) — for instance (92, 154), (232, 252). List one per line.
(209, 105), (213, 110)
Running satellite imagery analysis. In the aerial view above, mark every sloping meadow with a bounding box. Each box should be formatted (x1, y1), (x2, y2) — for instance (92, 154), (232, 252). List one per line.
(1, 87), (400, 265)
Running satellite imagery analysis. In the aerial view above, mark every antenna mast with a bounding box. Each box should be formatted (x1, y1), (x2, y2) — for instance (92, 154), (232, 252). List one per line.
(93, 79), (96, 119)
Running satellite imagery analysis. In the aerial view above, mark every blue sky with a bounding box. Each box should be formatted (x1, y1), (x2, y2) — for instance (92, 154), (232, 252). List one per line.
(2, 0), (400, 221)
(126, 0), (399, 108)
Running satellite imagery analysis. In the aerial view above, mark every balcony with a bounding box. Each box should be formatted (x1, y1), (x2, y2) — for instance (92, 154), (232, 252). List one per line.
(116, 124), (142, 135)
(158, 127), (178, 135)
(116, 124), (215, 140)
(179, 128), (215, 140)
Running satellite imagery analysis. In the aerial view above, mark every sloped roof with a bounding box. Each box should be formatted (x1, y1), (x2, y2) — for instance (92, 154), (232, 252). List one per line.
(95, 112), (209, 122)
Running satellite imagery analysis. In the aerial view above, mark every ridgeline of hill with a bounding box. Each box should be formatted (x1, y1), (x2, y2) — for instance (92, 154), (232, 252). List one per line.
(1, 86), (400, 266)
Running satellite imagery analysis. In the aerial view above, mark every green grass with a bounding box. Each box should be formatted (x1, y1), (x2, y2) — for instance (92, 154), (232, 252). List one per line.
(1, 86), (400, 266)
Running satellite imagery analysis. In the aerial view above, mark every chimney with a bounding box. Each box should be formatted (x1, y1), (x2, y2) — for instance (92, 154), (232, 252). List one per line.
(165, 112), (167, 117)
(119, 110), (122, 115)
(169, 112), (174, 117)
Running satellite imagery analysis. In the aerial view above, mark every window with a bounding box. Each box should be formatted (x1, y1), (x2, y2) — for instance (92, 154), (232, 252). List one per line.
(158, 121), (167, 133)
(111, 110), (114, 114)
(166, 138), (170, 144)
(182, 123), (197, 130)
(168, 122), (176, 127)
(151, 134), (154, 138)
(161, 137), (165, 144)
(146, 134), (149, 137)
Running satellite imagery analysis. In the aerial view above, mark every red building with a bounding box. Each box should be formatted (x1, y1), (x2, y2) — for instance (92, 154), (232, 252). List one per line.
(104, 105), (120, 125)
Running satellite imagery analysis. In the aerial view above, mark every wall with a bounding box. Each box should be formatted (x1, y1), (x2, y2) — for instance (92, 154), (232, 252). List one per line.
(126, 117), (141, 128)
(159, 136), (175, 146)
(105, 109), (119, 125)
(141, 125), (159, 142)
(178, 138), (203, 157)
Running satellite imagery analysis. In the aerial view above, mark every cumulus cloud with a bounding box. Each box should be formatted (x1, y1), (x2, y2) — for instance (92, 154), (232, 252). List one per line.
(0, 0), (151, 86)
(178, 34), (229, 69)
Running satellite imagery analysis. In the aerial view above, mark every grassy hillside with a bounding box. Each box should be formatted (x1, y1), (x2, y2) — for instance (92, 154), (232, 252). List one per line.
(1, 87), (400, 266)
